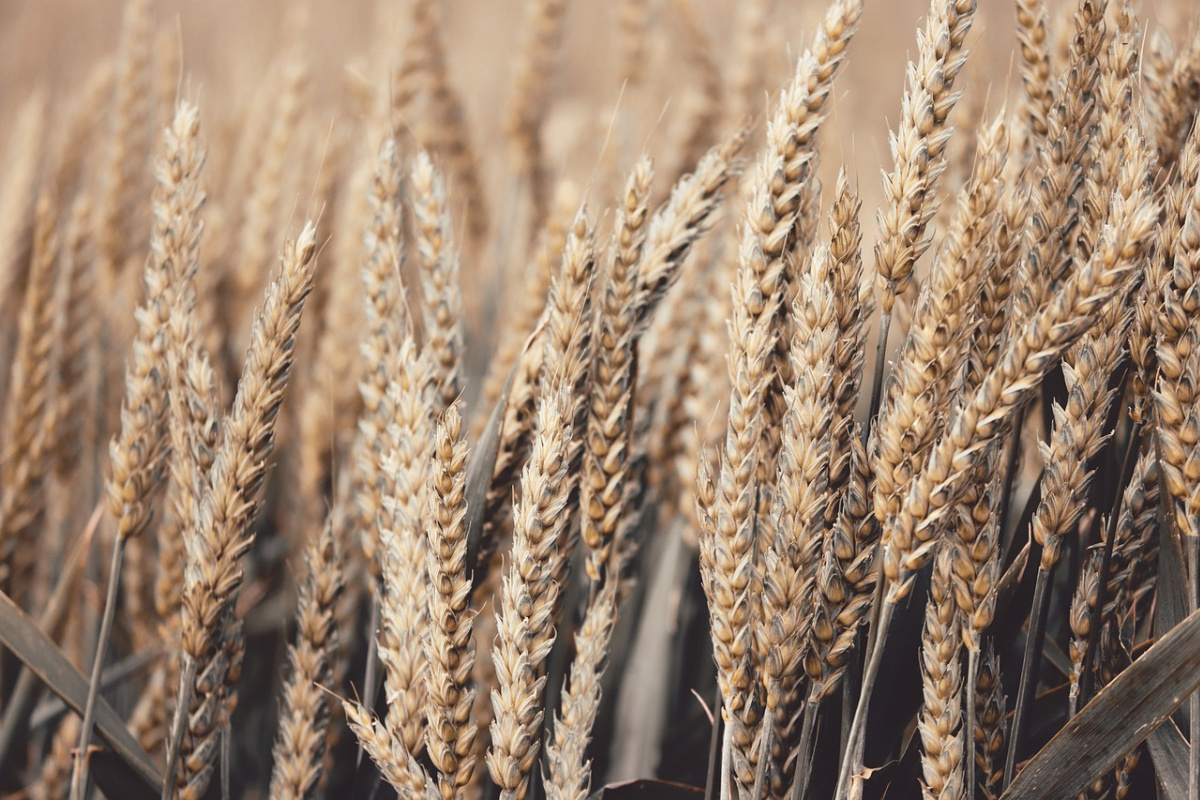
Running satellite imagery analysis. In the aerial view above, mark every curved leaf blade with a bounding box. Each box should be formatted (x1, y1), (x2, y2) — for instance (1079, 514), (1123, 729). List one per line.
(1001, 606), (1200, 799)
(0, 590), (162, 794)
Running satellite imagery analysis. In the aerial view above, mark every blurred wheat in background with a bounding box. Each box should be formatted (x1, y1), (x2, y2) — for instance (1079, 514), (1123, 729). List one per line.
(1, 0), (1200, 799)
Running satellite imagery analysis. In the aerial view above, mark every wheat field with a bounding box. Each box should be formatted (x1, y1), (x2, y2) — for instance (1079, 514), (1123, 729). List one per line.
(0, 1), (1198, 799)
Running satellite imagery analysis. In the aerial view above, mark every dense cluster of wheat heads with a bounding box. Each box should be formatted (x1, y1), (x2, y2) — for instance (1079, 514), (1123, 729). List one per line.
(3, 0), (1200, 799)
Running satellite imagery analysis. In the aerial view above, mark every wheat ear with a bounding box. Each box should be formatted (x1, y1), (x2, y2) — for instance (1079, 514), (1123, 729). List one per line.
(269, 513), (345, 800)
(974, 642), (1007, 799)
(77, 99), (208, 797)
(766, 261), (837, 795)
(165, 222), (318, 800)
(423, 403), (476, 800)
(919, 553), (965, 800)
(411, 151), (465, 412)
(874, 0), (977, 314)
(1006, 0), (1106, 333)
(355, 137), (406, 585)
(543, 580), (619, 800)
(487, 387), (572, 800)
(95, 0), (152, 289)
(0, 192), (58, 599)
(582, 157), (653, 584)
(873, 113), (1007, 526)
(505, 0), (565, 227)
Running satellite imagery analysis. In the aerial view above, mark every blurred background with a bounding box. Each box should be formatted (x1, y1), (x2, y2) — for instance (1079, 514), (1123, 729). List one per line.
(1, 0), (1035, 235)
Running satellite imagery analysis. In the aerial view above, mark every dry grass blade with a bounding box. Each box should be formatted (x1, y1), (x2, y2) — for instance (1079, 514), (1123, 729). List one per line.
(1000, 605), (1200, 799)
(0, 590), (162, 796)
